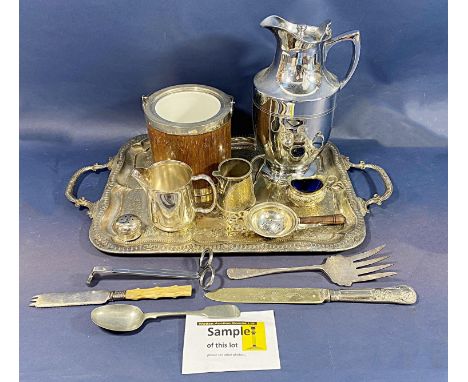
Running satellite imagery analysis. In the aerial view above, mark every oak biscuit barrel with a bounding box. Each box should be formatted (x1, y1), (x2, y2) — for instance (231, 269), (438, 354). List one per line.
(142, 85), (233, 187)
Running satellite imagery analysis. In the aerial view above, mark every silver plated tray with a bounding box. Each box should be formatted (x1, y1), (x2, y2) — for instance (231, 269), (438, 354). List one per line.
(66, 135), (392, 254)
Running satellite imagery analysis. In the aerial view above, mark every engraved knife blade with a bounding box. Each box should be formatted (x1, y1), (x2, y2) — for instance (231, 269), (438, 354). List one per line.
(30, 285), (193, 308)
(205, 288), (330, 304)
(205, 285), (417, 305)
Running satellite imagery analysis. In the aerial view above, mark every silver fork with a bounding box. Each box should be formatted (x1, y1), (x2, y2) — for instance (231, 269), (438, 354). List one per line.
(226, 245), (396, 287)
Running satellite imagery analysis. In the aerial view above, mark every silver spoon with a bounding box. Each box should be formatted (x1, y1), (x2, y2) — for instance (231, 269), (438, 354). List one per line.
(91, 304), (241, 332)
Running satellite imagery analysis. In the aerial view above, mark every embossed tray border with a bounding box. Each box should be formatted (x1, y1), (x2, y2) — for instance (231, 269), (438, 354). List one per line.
(85, 135), (368, 254)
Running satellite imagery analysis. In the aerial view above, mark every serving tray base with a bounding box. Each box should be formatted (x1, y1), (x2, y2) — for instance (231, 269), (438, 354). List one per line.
(66, 135), (392, 255)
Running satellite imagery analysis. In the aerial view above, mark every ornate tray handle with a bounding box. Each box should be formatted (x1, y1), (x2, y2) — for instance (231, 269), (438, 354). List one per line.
(65, 158), (114, 218)
(342, 156), (393, 215)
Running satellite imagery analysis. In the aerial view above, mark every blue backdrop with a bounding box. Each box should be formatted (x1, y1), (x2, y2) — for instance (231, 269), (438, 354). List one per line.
(20, 1), (447, 381)
(20, 0), (447, 145)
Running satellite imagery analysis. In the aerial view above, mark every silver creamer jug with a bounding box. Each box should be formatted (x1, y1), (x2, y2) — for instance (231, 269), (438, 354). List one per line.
(253, 15), (360, 181)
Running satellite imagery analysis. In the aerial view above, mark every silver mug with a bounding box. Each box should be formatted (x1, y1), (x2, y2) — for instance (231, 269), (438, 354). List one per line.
(132, 160), (217, 232)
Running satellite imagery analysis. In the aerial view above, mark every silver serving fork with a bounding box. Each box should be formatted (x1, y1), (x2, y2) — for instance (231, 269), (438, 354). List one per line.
(227, 245), (396, 287)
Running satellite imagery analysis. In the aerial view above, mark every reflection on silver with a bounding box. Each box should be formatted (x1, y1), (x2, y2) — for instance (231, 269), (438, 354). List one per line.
(91, 304), (241, 332)
(246, 202), (298, 238)
(112, 214), (143, 242)
(205, 285), (417, 305)
(66, 136), (393, 253)
(212, 157), (256, 213)
(253, 15), (361, 181)
(132, 160), (217, 232)
(226, 244), (397, 287)
(257, 211), (285, 235)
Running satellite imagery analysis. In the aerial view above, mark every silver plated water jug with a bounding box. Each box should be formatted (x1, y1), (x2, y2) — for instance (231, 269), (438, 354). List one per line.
(253, 15), (360, 181)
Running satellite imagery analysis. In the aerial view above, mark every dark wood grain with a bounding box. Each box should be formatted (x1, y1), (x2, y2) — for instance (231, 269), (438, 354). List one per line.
(147, 120), (231, 179)
(299, 214), (346, 225)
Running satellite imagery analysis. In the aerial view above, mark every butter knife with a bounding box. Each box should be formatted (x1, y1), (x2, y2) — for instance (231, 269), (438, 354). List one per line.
(205, 285), (417, 305)
(30, 284), (192, 308)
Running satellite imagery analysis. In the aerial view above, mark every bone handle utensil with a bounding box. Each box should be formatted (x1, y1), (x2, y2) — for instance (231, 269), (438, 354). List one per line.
(124, 285), (192, 300)
(30, 285), (193, 308)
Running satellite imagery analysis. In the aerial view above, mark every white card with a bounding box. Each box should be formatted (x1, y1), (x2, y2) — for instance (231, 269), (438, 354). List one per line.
(182, 310), (281, 374)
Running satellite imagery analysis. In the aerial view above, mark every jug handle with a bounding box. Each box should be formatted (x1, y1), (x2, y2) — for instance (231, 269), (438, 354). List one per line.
(251, 154), (266, 183)
(191, 174), (218, 214)
(211, 170), (226, 194)
(324, 30), (361, 90)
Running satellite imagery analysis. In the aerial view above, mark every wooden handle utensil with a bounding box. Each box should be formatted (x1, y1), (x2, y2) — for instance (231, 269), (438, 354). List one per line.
(30, 284), (193, 308)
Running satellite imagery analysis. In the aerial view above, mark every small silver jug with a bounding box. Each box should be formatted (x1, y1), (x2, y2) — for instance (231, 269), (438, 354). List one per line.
(212, 158), (256, 213)
(253, 15), (360, 181)
(132, 160), (217, 232)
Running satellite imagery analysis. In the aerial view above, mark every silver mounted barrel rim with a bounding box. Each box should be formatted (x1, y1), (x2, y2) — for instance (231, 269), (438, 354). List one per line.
(142, 84), (234, 135)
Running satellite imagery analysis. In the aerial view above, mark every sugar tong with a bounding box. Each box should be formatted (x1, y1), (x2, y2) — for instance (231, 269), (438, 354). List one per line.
(87, 248), (215, 290)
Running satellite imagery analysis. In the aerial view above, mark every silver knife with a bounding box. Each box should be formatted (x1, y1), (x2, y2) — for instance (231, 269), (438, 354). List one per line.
(30, 284), (192, 308)
(205, 285), (417, 305)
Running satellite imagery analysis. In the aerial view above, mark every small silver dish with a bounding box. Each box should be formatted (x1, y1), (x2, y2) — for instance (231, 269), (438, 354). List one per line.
(287, 175), (334, 206)
(245, 202), (346, 239)
(246, 202), (298, 238)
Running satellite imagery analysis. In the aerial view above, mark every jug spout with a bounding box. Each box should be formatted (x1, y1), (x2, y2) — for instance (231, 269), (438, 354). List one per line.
(260, 15), (297, 35)
(260, 15), (332, 47)
(212, 170), (228, 192)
